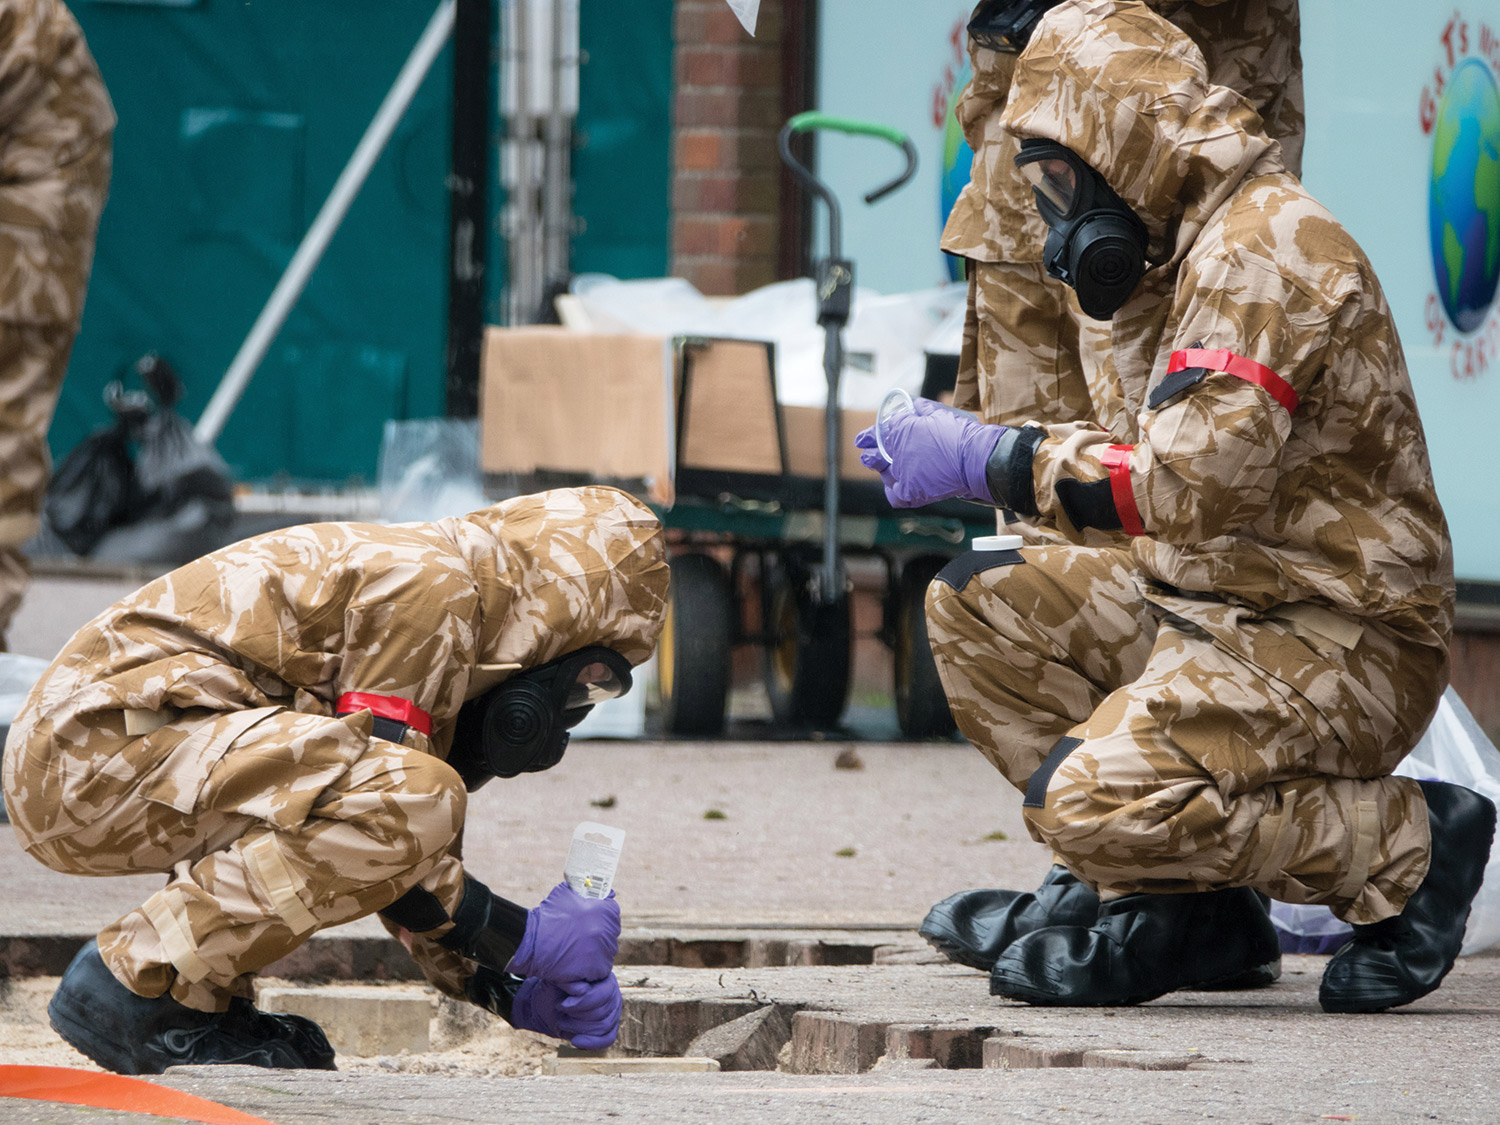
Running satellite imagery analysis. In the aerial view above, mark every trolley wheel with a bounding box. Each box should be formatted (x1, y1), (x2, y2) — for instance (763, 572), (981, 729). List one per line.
(763, 560), (851, 730)
(894, 555), (957, 739)
(659, 552), (733, 736)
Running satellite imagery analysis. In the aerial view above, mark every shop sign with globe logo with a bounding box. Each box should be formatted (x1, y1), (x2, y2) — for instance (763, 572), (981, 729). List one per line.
(1430, 59), (1500, 333)
(1422, 14), (1500, 378)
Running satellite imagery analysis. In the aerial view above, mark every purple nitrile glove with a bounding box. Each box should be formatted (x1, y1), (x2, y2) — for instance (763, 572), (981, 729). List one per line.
(507, 882), (620, 983)
(854, 397), (1006, 508)
(509, 975), (623, 1049)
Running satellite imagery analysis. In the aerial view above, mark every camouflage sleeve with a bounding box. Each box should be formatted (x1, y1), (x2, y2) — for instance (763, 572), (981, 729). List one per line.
(1028, 368), (1294, 541)
(378, 914), (474, 1001)
(1026, 228), (1353, 543)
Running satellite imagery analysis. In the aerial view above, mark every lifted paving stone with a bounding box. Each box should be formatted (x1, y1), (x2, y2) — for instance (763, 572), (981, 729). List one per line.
(257, 984), (435, 1058)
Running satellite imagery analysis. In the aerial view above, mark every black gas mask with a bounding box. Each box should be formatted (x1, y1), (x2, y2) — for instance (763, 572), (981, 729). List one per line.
(1014, 138), (1151, 321)
(450, 646), (634, 790)
(967, 0), (1062, 54)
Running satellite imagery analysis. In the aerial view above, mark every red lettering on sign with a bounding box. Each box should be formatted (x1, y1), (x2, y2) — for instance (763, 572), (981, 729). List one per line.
(1448, 315), (1500, 382)
(1427, 294), (1448, 347)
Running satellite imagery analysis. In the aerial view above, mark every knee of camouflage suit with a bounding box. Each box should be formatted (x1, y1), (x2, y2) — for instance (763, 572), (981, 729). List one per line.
(387, 753), (468, 865)
(1019, 734), (1222, 887)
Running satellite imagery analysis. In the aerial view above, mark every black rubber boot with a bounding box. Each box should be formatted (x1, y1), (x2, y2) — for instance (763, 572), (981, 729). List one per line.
(919, 865), (1100, 970)
(989, 885), (1283, 1006)
(1319, 780), (1496, 1013)
(48, 941), (336, 1074)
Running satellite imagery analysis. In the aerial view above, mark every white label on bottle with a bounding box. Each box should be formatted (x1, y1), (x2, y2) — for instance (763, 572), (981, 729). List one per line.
(564, 821), (625, 899)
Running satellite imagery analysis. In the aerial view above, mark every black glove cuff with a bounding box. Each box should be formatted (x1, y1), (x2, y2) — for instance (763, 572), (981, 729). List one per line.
(984, 425), (1043, 517)
(466, 966), (525, 1020)
(1056, 476), (1124, 532)
(380, 886), (451, 934)
(437, 876), (530, 970)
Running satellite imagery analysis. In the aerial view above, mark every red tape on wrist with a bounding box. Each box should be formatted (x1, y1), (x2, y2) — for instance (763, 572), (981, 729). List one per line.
(336, 692), (432, 736)
(1168, 348), (1298, 414)
(1099, 444), (1145, 537)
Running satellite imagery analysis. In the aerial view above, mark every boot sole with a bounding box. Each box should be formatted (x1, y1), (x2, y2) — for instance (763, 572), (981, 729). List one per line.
(49, 990), (143, 1075)
(992, 957), (1283, 1006)
(990, 972), (1165, 1007)
(1196, 958), (1281, 991)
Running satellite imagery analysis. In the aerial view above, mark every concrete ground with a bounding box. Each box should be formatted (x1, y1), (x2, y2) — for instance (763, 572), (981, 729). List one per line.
(4, 573), (1499, 1124)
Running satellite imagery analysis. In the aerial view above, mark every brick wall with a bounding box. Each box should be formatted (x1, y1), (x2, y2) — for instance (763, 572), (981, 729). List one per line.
(671, 0), (789, 295)
(1450, 619), (1500, 741)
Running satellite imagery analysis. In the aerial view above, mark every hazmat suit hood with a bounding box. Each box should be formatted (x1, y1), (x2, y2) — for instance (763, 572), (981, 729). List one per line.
(441, 486), (669, 690)
(944, 0), (1302, 266)
(991, 0), (1284, 270)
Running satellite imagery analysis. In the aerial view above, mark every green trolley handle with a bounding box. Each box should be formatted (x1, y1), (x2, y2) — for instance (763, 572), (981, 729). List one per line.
(777, 113), (919, 258)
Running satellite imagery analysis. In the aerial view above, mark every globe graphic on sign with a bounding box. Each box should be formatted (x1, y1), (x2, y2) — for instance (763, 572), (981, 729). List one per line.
(940, 64), (975, 282)
(1429, 57), (1500, 333)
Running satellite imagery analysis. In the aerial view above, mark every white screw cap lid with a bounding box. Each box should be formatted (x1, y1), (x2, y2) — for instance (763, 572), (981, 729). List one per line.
(972, 534), (1024, 552)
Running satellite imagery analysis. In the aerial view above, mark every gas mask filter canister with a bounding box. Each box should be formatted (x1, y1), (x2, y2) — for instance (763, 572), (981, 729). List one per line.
(452, 646), (635, 789)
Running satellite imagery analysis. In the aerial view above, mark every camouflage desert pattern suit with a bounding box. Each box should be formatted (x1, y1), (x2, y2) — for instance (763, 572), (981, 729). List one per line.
(943, 0), (1301, 548)
(3, 486), (668, 1011)
(927, 0), (1454, 924)
(0, 0), (113, 643)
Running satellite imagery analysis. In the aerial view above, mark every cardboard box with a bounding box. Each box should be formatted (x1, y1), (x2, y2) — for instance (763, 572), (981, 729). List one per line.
(480, 327), (674, 498)
(783, 406), (877, 480)
(481, 326), (877, 504)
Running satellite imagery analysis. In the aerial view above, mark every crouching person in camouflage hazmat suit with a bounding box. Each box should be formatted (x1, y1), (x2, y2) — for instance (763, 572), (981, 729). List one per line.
(857, 0), (1495, 1011)
(922, 0), (1305, 978)
(2, 486), (668, 1071)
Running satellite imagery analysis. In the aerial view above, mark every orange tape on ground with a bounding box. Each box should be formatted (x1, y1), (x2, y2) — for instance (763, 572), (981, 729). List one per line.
(0, 1066), (280, 1125)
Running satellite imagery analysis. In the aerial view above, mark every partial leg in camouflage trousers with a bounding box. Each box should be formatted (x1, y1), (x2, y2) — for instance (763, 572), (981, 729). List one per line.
(924, 544), (1453, 1004)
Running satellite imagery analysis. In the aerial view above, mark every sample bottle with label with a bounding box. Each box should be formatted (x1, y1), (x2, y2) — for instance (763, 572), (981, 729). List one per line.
(564, 821), (625, 899)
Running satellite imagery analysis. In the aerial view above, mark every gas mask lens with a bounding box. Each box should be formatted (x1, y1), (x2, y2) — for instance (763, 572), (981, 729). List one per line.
(563, 660), (631, 710)
(1018, 156), (1079, 215)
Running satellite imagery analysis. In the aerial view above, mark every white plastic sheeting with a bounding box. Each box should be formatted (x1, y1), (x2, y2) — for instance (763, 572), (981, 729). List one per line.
(568, 274), (964, 410)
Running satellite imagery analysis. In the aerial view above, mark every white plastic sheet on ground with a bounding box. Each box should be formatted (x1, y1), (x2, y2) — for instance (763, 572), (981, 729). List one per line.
(568, 273), (964, 410)
(1270, 687), (1500, 956)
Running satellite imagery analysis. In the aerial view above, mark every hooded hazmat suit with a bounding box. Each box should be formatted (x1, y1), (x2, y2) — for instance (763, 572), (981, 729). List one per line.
(3, 486), (668, 1011)
(942, 0), (1301, 548)
(925, 1), (1454, 924)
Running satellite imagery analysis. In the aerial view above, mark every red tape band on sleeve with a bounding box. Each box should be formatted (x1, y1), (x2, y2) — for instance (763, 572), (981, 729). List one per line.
(1168, 348), (1299, 414)
(336, 692), (432, 736)
(1100, 444), (1145, 537)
